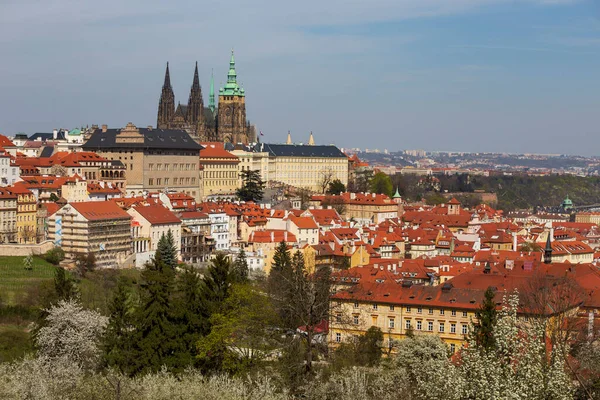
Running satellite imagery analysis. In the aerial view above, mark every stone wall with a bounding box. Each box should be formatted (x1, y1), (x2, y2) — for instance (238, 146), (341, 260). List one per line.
(0, 240), (54, 256)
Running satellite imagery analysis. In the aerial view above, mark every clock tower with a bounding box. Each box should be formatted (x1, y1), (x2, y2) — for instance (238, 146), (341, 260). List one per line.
(217, 50), (250, 144)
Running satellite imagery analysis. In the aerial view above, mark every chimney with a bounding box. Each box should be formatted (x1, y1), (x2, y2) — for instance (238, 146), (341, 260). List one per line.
(53, 129), (58, 140)
(512, 232), (517, 252)
(101, 124), (108, 133)
(271, 231), (274, 242)
(284, 231), (288, 242)
(147, 125), (153, 131)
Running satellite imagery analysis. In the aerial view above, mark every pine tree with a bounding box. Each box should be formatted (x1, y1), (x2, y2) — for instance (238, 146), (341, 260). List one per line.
(131, 251), (176, 374)
(200, 253), (233, 316)
(54, 266), (77, 301)
(236, 170), (265, 202)
(473, 286), (498, 350)
(157, 229), (178, 269)
(233, 248), (249, 283)
(103, 278), (135, 374)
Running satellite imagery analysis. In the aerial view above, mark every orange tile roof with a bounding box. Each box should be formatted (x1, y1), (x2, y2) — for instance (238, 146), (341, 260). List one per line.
(199, 142), (239, 161)
(70, 201), (131, 221)
(249, 229), (297, 243)
(288, 215), (318, 229)
(133, 204), (181, 225)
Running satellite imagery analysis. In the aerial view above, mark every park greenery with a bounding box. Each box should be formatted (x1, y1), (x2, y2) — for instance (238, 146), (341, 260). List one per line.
(0, 234), (599, 398)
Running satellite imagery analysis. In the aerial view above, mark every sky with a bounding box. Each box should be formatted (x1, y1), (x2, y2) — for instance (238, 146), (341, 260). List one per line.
(0, 0), (599, 155)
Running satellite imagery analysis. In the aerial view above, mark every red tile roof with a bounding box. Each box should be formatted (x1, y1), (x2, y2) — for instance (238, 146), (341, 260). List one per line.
(70, 201), (131, 221)
(133, 204), (182, 225)
(289, 215), (318, 229)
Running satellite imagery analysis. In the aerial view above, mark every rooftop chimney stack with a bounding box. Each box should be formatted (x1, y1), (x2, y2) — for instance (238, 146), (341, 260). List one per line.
(101, 124), (108, 133)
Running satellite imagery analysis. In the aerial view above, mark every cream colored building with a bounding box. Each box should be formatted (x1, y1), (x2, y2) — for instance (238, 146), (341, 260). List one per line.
(228, 144), (270, 187)
(199, 142), (240, 199)
(61, 179), (89, 203)
(127, 204), (182, 256)
(83, 123), (203, 200)
(48, 201), (132, 268)
(0, 187), (17, 243)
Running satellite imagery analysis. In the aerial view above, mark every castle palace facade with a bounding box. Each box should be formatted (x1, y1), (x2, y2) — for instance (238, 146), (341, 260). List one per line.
(156, 51), (256, 145)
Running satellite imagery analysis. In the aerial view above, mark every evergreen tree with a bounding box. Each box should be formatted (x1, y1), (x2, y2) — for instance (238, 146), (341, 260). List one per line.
(200, 253), (233, 316)
(172, 266), (207, 368)
(232, 248), (249, 283)
(103, 278), (136, 374)
(131, 251), (176, 374)
(54, 266), (77, 301)
(156, 230), (178, 269)
(326, 179), (346, 195)
(473, 286), (498, 350)
(267, 242), (293, 323)
(236, 170), (265, 202)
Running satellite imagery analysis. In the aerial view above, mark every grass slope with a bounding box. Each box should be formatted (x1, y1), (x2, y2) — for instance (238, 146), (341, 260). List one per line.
(0, 256), (56, 305)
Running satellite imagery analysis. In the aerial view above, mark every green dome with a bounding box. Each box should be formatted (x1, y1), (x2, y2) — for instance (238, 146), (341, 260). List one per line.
(562, 195), (573, 209)
(68, 128), (82, 135)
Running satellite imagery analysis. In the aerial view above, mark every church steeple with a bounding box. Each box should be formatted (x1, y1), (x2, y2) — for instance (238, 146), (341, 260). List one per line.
(544, 230), (553, 264)
(220, 49), (244, 96)
(209, 69), (216, 113)
(308, 131), (315, 146)
(286, 131), (292, 144)
(187, 62), (204, 126)
(157, 62), (175, 129)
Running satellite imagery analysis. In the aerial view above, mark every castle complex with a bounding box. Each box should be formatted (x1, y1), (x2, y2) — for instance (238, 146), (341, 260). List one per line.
(156, 51), (256, 144)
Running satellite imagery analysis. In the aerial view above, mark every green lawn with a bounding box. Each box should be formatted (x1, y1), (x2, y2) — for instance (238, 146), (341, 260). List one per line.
(0, 256), (56, 305)
(0, 324), (33, 362)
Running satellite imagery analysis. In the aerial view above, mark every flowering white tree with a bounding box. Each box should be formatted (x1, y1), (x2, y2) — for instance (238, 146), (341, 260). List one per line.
(461, 291), (574, 400)
(36, 299), (108, 370)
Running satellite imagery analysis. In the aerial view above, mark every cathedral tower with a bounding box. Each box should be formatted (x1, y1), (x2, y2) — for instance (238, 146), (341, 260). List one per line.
(187, 62), (204, 135)
(218, 50), (248, 144)
(157, 63), (175, 129)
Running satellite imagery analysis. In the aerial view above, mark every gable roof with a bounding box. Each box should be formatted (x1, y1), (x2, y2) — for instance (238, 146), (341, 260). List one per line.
(133, 204), (182, 225)
(70, 201), (131, 221)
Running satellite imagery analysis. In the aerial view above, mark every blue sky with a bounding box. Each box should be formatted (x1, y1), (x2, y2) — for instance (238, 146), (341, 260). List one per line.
(0, 0), (599, 155)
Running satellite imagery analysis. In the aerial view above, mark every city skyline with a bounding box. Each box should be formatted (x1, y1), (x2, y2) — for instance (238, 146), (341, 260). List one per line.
(0, 0), (599, 155)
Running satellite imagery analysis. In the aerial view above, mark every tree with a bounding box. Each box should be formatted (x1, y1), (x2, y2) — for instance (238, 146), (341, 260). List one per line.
(200, 253), (234, 316)
(473, 286), (497, 350)
(520, 241), (543, 252)
(327, 179), (346, 195)
(322, 196), (347, 216)
(369, 172), (393, 197)
(156, 230), (178, 269)
(54, 267), (77, 301)
(237, 169), (265, 202)
(197, 283), (279, 374)
(351, 168), (374, 193)
(50, 164), (68, 177)
(36, 299), (108, 370)
(232, 248), (249, 283)
(130, 251), (177, 374)
(103, 278), (136, 374)
(23, 254), (33, 271)
(318, 168), (335, 194)
(49, 193), (60, 202)
(74, 252), (96, 278)
(43, 247), (65, 265)
(356, 326), (384, 366)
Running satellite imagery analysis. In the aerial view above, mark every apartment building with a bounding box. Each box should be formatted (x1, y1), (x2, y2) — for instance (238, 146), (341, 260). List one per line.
(199, 142), (240, 199)
(0, 187), (17, 243)
(48, 201), (132, 268)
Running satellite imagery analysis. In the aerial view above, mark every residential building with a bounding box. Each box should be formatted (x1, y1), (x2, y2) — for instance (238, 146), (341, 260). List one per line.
(310, 192), (398, 223)
(0, 187), (17, 243)
(127, 204), (182, 256)
(48, 201), (132, 268)
(199, 142), (240, 199)
(9, 186), (38, 243)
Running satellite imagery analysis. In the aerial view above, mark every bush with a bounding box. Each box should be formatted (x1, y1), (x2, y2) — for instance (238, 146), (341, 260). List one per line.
(43, 247), (65, 266)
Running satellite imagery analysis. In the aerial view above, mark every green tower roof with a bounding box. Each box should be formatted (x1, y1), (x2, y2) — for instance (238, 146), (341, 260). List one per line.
(393, 187), (401, 198)
(209, 69), (216, 113)
(220, 49), (244, 97)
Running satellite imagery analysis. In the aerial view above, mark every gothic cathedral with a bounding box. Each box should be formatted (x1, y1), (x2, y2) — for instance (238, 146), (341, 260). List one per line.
(156, 51), (256, 144)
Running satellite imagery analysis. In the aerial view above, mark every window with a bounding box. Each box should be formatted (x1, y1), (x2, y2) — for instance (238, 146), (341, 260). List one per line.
(353, 315), (359, 325)
(439, 323), (445, 333)
(462, 311), (468, 317)
(417, 307), (422, 314)
(335, 333), (341, 343)
(450, 344), (456, 354)
(354, 302), (359, 308)
(405, 319), (411, 330)
(389, 305), (395, 311)
(451, 310), (456, 316)
(416, 320), (422, 330)
(428, 321), (434, 331)
(440, 309), (445, 315)
(336, 313), (342, 323)
(406, 306), (411, 313)
(451, 323), (456, 334)
(462, 324), (468, 335)
(156, 178), (162, 185)
(428, 308), (434, 315)
(149, 163), (154, 171)
(389, 318), (395, 329)
(149, 178), (154, 186)
(372, 304), (378, 310)
(164, 178), (169, 185)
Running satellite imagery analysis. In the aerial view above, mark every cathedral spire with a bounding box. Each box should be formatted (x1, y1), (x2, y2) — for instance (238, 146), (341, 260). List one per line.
(544, 229), (553, 264)
(157, 62), (175, 129)
(228, 49), (237, 84)
(163, 62), (172, 89)
(209, 69), (216, 113)
(308, 131), (315, 146)
(187, 62), (204, 127)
